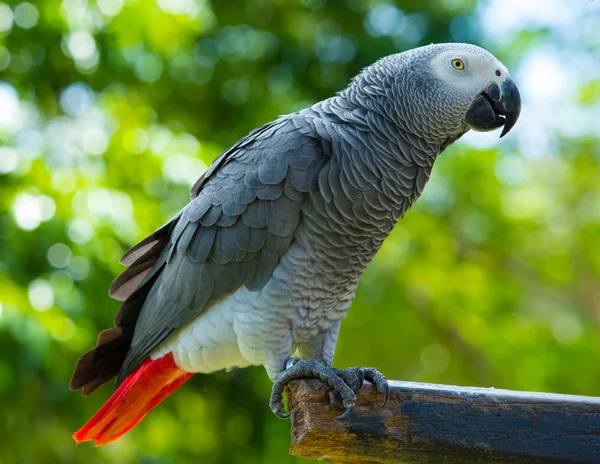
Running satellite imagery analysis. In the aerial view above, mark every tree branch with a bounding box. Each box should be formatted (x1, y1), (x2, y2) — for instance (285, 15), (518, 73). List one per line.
(287, 379), (600, 464)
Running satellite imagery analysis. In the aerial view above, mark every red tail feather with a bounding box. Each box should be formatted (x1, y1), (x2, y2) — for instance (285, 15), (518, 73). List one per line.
(73, 352), (193, 446)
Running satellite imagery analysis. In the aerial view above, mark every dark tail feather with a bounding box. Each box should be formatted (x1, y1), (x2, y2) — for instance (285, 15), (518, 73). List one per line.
(109, 259), (155, 302)
(70, 216), (179, 395)
(120, 215), (179, 266)
(70, 278), (160, 395)
(70, 328), (130, 395)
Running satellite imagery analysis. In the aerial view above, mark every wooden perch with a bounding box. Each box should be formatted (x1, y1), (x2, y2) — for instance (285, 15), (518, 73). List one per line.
(286, 379), (600, 464)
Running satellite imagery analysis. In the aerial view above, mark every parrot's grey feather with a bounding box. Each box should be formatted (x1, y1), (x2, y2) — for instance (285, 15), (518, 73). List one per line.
(232, 185), (257, 205)
(234, 222), (266, 252)
(242, 201), (268, 228)
(215, 213), (238, 228)
(222, 198), (249, 217)
(186, 197), (211, 222)
(188, 226), (217, 263)
(212, 226), (236, 264)
(264, 233), (294, 255)
(256, 183), (284, 201)
(246, 250), (280, 291)
(259, 159), (288, 185)
(200, 205), (222, 227)
(249, 226), (268, 252)
(175, 221), (197, 254)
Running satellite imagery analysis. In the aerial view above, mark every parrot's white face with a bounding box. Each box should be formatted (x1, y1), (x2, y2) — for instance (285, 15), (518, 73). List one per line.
(430, 49), (509, 95)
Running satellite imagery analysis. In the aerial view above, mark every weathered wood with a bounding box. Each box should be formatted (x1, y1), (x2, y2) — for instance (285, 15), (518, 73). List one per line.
(287, 379), (600, 464)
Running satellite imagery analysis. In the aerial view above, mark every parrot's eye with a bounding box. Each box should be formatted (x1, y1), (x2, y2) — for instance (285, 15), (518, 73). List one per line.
(451, 58), (465, 70)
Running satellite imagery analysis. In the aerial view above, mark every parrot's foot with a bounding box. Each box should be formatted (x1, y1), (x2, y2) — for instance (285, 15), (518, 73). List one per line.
(269, 359), (389, 420)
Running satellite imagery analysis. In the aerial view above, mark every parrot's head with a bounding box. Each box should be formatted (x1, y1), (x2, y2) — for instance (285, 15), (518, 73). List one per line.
(362, 43), (522, 145)
(424, 43), (521, 138)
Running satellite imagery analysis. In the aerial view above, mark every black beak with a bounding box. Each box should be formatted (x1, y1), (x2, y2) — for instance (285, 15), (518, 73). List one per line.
(465, 77), (521, 138)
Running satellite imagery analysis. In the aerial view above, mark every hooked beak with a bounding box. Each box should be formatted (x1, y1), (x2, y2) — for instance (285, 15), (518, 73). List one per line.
(465, 77), (521, 138)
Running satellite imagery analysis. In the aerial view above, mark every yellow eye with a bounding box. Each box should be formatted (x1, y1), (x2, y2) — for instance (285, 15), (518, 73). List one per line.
(451, 58), (465, 70)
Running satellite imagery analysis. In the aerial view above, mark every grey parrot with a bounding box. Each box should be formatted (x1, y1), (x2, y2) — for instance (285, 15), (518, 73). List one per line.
(70, 43), (521, 445)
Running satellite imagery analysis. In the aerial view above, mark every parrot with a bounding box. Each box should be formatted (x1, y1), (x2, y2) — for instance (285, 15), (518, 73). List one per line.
(70, 43), (521, 446)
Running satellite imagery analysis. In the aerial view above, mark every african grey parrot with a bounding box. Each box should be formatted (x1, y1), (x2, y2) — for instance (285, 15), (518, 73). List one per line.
(70, 43), (521, 445)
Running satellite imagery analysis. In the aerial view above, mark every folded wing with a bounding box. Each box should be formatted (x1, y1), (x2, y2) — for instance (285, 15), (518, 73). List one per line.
(70, 116), (327, 394)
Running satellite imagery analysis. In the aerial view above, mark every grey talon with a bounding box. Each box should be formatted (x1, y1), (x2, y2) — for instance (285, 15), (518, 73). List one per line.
(381, 383), (390, 407)
(274, 410), (290, 419)
(360, 367), (389, 407)
(336, 405), (354, 420)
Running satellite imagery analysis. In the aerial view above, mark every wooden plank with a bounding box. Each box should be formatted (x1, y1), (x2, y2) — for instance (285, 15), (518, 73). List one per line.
(286, 379), (600, 464)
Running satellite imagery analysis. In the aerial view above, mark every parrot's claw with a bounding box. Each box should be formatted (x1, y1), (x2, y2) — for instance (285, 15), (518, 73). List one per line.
(361, 367), (390, 407)
(269, 360), (388, 421)
(273, 410), (290, 420)
(336, 405), (355, 420)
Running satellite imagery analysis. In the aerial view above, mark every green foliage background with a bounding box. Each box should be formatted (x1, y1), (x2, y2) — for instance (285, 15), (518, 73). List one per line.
(1, 0), (599, 462)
